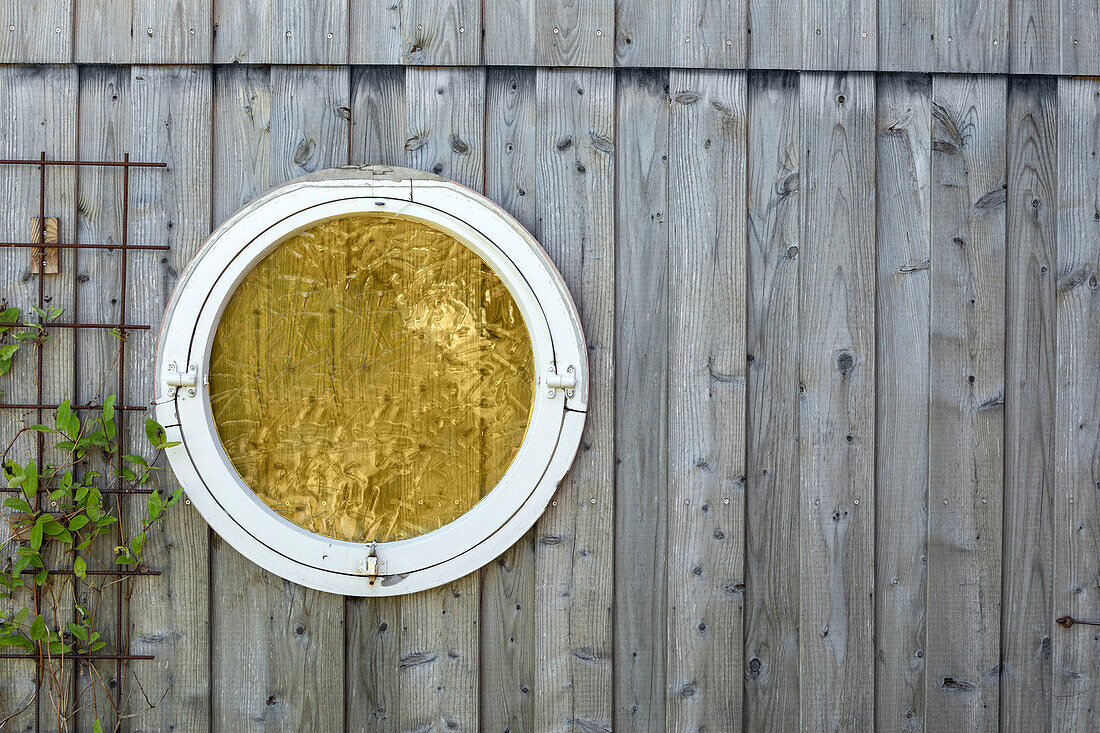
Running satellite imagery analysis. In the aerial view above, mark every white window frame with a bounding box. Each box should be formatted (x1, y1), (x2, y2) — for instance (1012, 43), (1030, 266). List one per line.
(155, 166), (587, 596)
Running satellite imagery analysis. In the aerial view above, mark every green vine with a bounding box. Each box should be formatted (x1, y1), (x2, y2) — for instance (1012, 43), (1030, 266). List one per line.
(0, 306), (183, 731)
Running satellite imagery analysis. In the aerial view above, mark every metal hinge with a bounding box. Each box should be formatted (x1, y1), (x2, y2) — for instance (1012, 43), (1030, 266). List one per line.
(357, 545), (380, 586)
(545, 363), (576, 399)
(165, 362), (198, 398)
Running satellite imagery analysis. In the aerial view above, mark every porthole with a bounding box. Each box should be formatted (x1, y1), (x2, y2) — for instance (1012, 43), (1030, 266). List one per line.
(156, 166), (587, 595)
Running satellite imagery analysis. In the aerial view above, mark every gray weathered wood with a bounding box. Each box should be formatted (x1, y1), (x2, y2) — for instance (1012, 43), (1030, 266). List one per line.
(746, 0), (800, 69)
(536, 0), (614, 67)
(798, 71), (875, 732)
(210, 65), (347, 732)
(401, 0), (481, 64)
(533, 67), (614, 733)
(214, 0), (348, 63)
(1001, 75), (1057, 732)
(482, 0), (537, 65)
(1061, 1), (1100, 75)
(612, 68), (669, 733)
(613, 0), (668, 66)
(744, 69), (801, 733)
(349, 0), (403, 64)
(803, 0), (876, 70)
(397, 66), (484, 733)
(74, 0), (130, 63)
(934, 0), (1008, 72)
(480, 65), (538, 733)
(0, 0), (71, 63)
(666, 68), (746, 732)
(874, 72), (931, 733)
(927, 73), (1006, 733)
(126, 64), (213, 733)
(1052, 76), (1100, 733)
(670, 1), (745, 68)
(132, 0), (214, 63)
(1010, 0), (1059, 73)
(877, 0), (934, 71)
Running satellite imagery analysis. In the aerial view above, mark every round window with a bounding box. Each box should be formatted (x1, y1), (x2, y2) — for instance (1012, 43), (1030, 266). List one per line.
(156, 166), (587, 595)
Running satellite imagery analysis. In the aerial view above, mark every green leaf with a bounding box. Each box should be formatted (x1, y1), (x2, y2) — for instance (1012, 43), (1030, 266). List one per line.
(13, 608), (28, 625)
(28, 521), (44, 550)
(145, 418), (166, 448)
(73, 556), (86, 580)
(0, 307), (19, 324)
(93, 719), (103, 733)
(3, 497), (32, 513)
(89, 640), (106, 652)
(66, 413), (80, 439)
(68, 515), (89, 531)
(55, 399), (71, 432)
(19, 460), (37, 501)
(25, 424), (53, 433)
(68, 621), (88, 641)
(102, 394), (116, 420)
(28, 615), (45, 641)
(122, 454), (150, 467)
(130, 533), (145, 558)
(166, 487), (184, 507)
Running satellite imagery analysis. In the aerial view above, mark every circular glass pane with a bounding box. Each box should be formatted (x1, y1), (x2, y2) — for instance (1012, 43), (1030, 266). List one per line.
(208, 213), (535, 543)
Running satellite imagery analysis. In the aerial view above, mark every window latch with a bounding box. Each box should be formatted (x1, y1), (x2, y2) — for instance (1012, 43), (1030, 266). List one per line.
(165, 362), (198, 398)
(545, 364), (576, 399)
(357, 545), (380, 585)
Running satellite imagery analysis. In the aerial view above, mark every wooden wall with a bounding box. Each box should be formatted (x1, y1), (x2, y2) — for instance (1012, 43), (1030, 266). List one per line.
(0, 63), (1098, 732)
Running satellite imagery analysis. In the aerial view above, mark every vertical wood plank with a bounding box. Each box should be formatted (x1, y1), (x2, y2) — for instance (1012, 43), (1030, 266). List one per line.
(132, 0), (214, 63)
(926, 73), (1006, 733)
(803, 0), (876, 70)
(483, 0), (537, 65)
(480, 66), (538, 733)
(345, 65), (404, 733)
(747, 0), (800, 69)
(1010, 0), (1059, 73)
(536, 0), (614, 67)
(349, 0), (403, 64)
(210, 65), (348, 733)
(614, 0), (670, 67)
(666, 69), (746, 732)
(612, 68), (669, 733)
(934, 0), (1008, 72)
(74, 0), (131, 63)
(397, 66), (484, 733)
(1052, 76), (1100, 733)
(533, 67), (614, 733)
(1001, 75), (1057, 733)
(214, 0), (348, 63)
(213, 0), (271, 62)
(877, 0), (934, 71)
(670, 1), (746, 68)
(874, 72), (931, 733)
(1061, 2), (1100, 75)
(0, 0), (72, 63)
(798, 71), (875, 732)
(126, 64), (213, 733)
(744, 69), (801, 733)
(401, 0), (481, 64)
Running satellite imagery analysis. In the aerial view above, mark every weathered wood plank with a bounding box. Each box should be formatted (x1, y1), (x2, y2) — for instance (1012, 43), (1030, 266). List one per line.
(798, 71), (875, 732)
(613, 0), (669, 66)
(0, 0), (72, 63)
(1010, 0), (1059, 74)
(210, 65), (348, 732)
(480, 66), (538, 733)
(397, 66), (484, 733)
(533, 67), (614, 733)
(666, 69), (745, 732)
(0, 63), (78, 733)
(401, 0), (481, 64)
(483, 0), (537, 65)
(1001, 75), (1057, 732)
(126, 64), (213, 733)
(874, 72), (931, 733)
(803, 0), (876, 70)
(536, 0), (614, 67)
(349, 0), (403, 64)
(74, 0), (130, 63)
(1052, 76), (1100, 733)
(350, 66), (405, 165)
(1061, 2), (1100, 75)
(877, 0), (934, 71)
(747, 0), (800, 69)
(132, 0), (214, 63)
(612, 68), (669, 733)
(214, 0), (348, 63)
(934, 0), (1008, 72)
(670, 1), (745, 68)
(926, 73), (1006, 733)
(744, 69), (801, 733)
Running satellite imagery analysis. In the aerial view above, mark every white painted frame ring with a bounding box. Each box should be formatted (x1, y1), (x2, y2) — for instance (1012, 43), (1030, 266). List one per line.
(155, 166), (588, 596)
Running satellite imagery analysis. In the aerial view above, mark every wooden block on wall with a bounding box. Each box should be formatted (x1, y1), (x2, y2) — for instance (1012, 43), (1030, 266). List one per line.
(30, 215), (58, 274)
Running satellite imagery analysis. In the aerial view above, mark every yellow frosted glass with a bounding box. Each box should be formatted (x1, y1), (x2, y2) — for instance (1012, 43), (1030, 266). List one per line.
(208, 214), (535, 543)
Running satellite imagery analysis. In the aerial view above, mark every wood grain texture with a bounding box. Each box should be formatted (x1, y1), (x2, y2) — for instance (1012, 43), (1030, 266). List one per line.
(612, 68), (668, 733)
(878, 0), (934, 71)
(927, 73), (1006, 733)
(126, 64), (213, 733)
(132, 0), (213, 62)
(798, 71), (875, 732)
(613, 0), (668, 66)
(1052, 76), (1100, 733)
(214, 0), (348, 63)
(934, 0), (1008, 72)
(74, 0), (130, 63)
(1001, 75), (1057, 732)
(480, 66), (538, 733)
(350, 0), (403, 64)
(401, 0), (481, 64)
(744, 69), (800, 733)
(1010, 0), (1059, 73)
(398, 66), (484, 733)
(1061, 1), (1100, 75)
(666, 69), (746, 733)
(803, 0), (876, 70)
(0, 0), (71, 62)
(747, 0), (800, 69)
(483, 0), (537, 65)
(210, 65), (348, 733)
(874, 72), (930, 733)
(533, 67), (614, 733)
(670, 0), (745, 68)
(536, 0), (614, 67)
